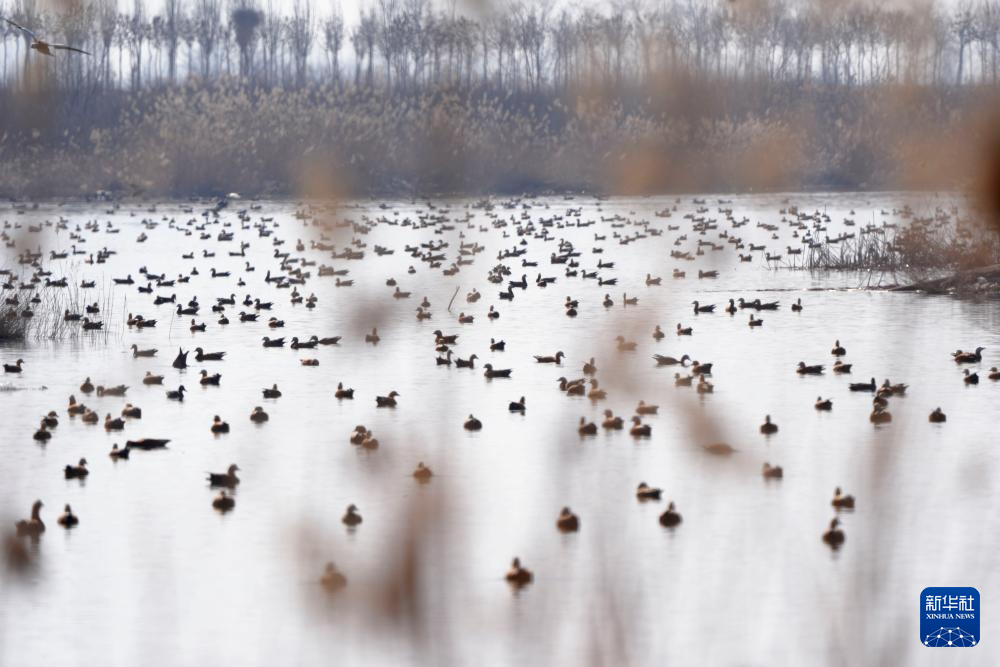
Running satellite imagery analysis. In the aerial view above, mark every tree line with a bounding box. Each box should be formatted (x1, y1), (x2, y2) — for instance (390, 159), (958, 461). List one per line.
(2, 0), (1000, 92)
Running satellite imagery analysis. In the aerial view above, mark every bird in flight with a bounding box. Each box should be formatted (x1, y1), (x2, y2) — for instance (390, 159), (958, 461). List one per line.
(4, 18), (90, 56)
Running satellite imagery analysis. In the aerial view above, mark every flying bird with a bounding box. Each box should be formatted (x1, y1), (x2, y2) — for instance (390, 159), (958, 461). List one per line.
(4, 19), (90, 56)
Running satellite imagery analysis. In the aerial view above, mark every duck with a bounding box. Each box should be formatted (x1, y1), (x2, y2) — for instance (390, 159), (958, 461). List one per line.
(109, 443), (130, 460)
(349, 426), (368, 445)
(508, 396), (526, 412)
(652, 325), (665, 340)
(654, 353), (689, 366)
(953, 346), (985, 363)
(831, 487), (855, 509)
(250, 406), (269, 423)
(126, 438), (170, 450)
(200, 370), (222, 386)
(261, 336), (285, 348)
(207, 464), (240, 487)
(587, 379), (607, 400)
(166, 385), (187, 401)
(796, 362), (824, 375)
(42, 411), (58, 428)
(822, 518), (845, 547)
(413, 462), (433, 481)
(96, 384), (128, 397)
(376, 390), (400, 407)
(636, 482), (662, 500)
(832, 360), (852, 374)
(762, 463), (783, 479)
(464, 414), (483, 431)
(212, 490), (235, 512)
(104, 413), (126, 431)
(556, 507), (579, 532)
(172, 348), (189, 369)
(696, 376), (714, 393)
(674, 373), (693, 387)
(33, 421), (52, 441)
(615, 336), (637, 352)
(15, 500), (45, 538)
(850, 377), (877, 392)
(483, 364), (512, 379)
(490, 338), (505, 351)
(759, 415), (778, 434)
(189, 319), (207, 333)
(64, 458), (89, 479)
(815, 396), (833, 411)
(335, 382), (354, 399)
(57, 504), (79, 528)
(870, 405), (892, 423)
(320, 562), (348, 591)
(791, 298), (803, 311)
(194, 347), (226, 361)
(79, 376), (93, 392)
(486, 305), (499, 320)
(342, 504), (362, 526)
(691, 301), (715, 314)
(963, 369), (979, 385)
(505, 557), (533, 586)
(602, 294), (614, 308)
(748, 314), (763, 327)
(578, 417), (597, 435)
(989, 367), (1000, 380)
(676, 323), (693, 336)
(67, 396), (86, 416)
(602, 410), (623, 429)
(534, 351), (565, 364)
(636, 400), (658, 415)
(830, 340), (846, 356)
(659, 501), (682, 527)
(365, 327), (380, 343)
(702, 442), (735, 456)
(210, 416), (230, 434)
(560, 377), (586, 395)
(130, 344), (157, 358)
(362, 431), (380, 449)
(725, 298), (738, 315)
(629, 416), (652, 437)
(143, 372), (165, 385)
(582, 357), (597, 374)
(929, 407), (947, 423)
(81, 409), (99, 424)
(261, 384), (281, 399)
(623, 293), (638, 306)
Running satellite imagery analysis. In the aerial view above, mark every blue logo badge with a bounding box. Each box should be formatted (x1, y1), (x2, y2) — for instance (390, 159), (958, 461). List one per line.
(921, 587), (980, 647)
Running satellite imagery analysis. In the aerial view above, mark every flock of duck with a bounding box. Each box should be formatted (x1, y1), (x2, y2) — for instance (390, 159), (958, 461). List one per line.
(1, 194), (986, 590)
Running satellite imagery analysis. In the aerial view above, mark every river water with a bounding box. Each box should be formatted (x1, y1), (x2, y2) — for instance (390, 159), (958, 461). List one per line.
(1, 192), (998, 666)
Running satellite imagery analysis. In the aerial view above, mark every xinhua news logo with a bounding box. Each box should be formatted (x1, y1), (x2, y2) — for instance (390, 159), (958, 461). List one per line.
(921, 587), (980, 647)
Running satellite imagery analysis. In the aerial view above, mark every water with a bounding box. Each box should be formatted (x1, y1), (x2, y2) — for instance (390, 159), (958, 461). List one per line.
(1, 192), (998, 666)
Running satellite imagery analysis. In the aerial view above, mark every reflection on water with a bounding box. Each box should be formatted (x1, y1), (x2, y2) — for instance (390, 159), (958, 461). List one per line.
(1, 192), (998, 666)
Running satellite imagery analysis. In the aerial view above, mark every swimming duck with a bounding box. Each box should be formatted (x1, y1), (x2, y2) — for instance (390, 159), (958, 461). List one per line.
(166, 385), (187, 401)
(42, 411), (58, 428)
(629, 416), (651, 437)
(636, 482), (661, 500)
(578, 417), (597, 435)
(342, 504), (362, 526)
(759, 415), (778, 435)
(830, 340), (846, 356)
(659, 502), (682, 527)
(880, 380), (908, 395)
(815, 396), (833, 410)
(929, 407), (947, 423)
(587, 379), (607, 400)
(762, 462), (783, 479)
(725, 299), (738, 315)
(505, 557), (533, 586)
(464, 414), (483, 431)
(365, 327), (380, 344)
(831, 487), (855, 509)
(15, 500), (45, 538)
(850, 377), (877, 392)
(674, 373), (693, 387)
(602, 294), (613, 308)
(57, 504), (79, 528)
(109, 443), (130, 460)
(79, 376), (94, 392)
(261, 337), (285, 348)
(413, 462), (433, 481)
(200, 370), (222, 385)
(194, 347), (226, 361)
(33, 421), (51, 441)
(652, 325), (665, 340)
(602, 410), (624, 429)
(81, 409), (99, 424)
(560, 377), (586, 395)
(126, 438), (170, 450)
(963, 369), (979, 385)
(556, 507), (579, 532)
(483, 364), (512, 379)
(189, 319), (206, 333)
(4, 359), (24, 373)
(822, 518), (845, 548)
(953, 346), (985, 363)
(250, 406), (269, 423)
(989, 367), (1000, 381)
(335, 382), (354, 399)
(653, 353), (689, 366)
(131, 344), (158, 358)
(210, 416), (230, 434)
(635, 400), (658, 415)
(143, 372), (164, 385)
(676, 323), (693, 336)
(97, 384), (128, 397)
(870, 404), (892, 423)
(376, 391), (400, 407)
(508, 396), (526, 412)
(263, 384), (281, 399)
(64, 458), (89, 479)
(207, 464), (240, 487)
(490, 338), (505, 351)
(320, 562), (348, 592)
(696, 376), (714, 394)
(534, 351), (565, 364)
(796, 362), (824, 375)
(172, 348), (189, 369)
(582, 357), (597, 374)
(623, 293), (638, 306)
(748, 314), (763, 327)
(832, 360), (852, 374)
(212, 490), (235, 512)
(615, 336), (637, 352)
(691, 301), (715, 314)
(349, 426), (368, 445)
(791, 298), (803, 311)
(104, 413), (126, 431)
